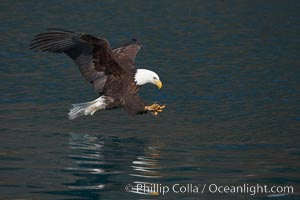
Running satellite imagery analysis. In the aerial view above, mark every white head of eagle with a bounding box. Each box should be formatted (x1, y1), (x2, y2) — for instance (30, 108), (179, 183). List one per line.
(134, 69), (162, 89)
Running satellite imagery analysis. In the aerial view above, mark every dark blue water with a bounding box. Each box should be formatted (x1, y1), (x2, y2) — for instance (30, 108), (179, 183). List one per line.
(1, 1), (299, 199)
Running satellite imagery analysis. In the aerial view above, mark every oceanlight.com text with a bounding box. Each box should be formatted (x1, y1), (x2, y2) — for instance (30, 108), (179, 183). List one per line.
(125, 183), (294, 196)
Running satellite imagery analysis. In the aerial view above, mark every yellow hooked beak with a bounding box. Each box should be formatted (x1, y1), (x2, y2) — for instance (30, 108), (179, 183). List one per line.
(154, 79), (163, 89)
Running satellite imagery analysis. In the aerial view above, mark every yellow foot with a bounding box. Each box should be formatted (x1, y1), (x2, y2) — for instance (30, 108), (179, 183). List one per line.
(145, 103), (166, 116)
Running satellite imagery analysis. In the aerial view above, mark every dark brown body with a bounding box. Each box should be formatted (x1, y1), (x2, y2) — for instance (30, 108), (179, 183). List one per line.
(104, 72), (145, 115)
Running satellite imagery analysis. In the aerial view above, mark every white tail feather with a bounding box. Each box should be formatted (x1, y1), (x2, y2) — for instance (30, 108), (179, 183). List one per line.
(68, 96), (107, 120)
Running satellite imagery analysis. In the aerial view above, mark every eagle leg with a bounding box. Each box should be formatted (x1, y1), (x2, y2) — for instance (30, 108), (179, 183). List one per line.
(145, 103), (166, 116)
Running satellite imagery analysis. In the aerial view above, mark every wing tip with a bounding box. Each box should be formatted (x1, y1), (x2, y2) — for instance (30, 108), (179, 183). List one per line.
(122, 38), (143, 47)
(28, 28), (78, 53)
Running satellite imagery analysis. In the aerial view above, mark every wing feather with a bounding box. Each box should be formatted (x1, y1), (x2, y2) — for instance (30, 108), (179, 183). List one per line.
(29, 28), (124, 94)
(112, 38), (142, 67)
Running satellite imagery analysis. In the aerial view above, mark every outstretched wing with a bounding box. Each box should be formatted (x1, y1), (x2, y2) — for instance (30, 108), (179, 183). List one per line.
(112, 38), (142, 67)
(29, 28), (124, 94)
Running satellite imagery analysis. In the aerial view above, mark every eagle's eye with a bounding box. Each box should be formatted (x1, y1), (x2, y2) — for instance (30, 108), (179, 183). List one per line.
(153, 77), (157, 80)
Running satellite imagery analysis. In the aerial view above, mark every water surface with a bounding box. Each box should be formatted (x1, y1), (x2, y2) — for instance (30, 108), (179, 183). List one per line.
(1, 1), (299, 199)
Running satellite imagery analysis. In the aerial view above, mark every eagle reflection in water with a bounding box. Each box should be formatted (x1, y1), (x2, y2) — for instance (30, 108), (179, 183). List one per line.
(64, 133), (162, 196)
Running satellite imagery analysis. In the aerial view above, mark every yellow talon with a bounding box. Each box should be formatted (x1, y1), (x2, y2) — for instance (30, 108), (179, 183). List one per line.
(145, 103), (166, 116)
(160, 105), (166, 109)
(152, 112), (158, 116)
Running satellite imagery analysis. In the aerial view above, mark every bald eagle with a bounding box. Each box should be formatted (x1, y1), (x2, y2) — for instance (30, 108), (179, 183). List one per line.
(30, 29), (165, 120)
